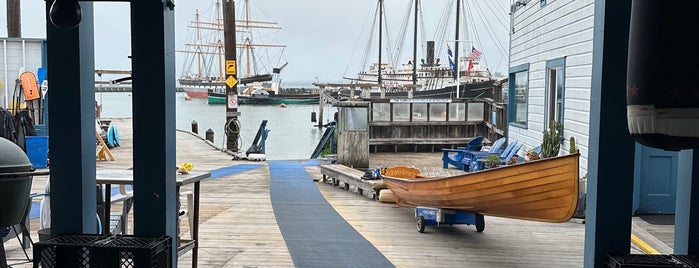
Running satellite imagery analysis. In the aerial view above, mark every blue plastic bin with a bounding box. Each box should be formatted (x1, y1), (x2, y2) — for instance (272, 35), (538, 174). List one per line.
(26, 136), (49, 168)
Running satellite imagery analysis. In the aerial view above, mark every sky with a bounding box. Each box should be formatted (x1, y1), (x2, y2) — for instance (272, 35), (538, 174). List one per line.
(1, 0), (511, 87)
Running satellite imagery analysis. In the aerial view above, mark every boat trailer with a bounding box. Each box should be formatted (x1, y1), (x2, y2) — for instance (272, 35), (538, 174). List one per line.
(414, 207), (485, 233)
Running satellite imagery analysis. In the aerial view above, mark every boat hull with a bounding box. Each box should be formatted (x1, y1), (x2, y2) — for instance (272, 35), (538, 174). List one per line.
(208, 92), (319, 105)
(182, 87), (209, 98)
(380, 153), (580, 223)
(339, 80), (496, 100)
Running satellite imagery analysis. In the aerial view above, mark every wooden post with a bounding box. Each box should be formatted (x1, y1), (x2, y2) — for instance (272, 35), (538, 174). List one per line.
(318, 91), (324, 127)
(223, 0), (240, 151)
(191, 120), (198, 134)
(205, 128), (214, 143)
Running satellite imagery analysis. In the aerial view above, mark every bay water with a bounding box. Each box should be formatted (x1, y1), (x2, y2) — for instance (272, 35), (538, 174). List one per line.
(96, 92), (337, 160)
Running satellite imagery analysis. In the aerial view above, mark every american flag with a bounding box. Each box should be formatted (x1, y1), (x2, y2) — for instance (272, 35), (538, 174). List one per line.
(469, 46), (482, 59)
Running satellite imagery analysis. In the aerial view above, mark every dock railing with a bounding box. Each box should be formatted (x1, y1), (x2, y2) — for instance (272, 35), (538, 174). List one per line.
(368, 98), (507, 153)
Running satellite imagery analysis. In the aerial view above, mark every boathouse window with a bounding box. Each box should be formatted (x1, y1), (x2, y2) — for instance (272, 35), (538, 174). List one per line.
(413, 103), (428, 122)
(430, 103), (447, 121)
(343, 107), (368, 131)
(449, 103), (467, 121)
(393, 103), (410, 122)
(467, 102), (484, 121)
(545, 57), (565, 132)
(508, 63), (529, 128)
(372, 103), (390, 122)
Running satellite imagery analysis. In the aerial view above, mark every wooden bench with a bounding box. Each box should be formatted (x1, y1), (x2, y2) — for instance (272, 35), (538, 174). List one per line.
(319, 164), (381, 199)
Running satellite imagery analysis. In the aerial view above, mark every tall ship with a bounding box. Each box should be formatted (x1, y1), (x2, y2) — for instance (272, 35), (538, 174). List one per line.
(339, 0), (503, 100)
(177, 0), (318, 104)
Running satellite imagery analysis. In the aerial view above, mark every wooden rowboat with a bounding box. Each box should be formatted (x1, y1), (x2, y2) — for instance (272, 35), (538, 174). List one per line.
(380, 152), (580, 223)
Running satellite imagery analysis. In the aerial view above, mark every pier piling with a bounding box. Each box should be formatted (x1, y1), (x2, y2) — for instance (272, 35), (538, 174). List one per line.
(191, 120), (198, 134)
(205, 128), (214, 143)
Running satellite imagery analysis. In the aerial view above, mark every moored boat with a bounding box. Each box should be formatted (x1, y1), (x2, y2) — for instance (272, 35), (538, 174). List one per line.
(340, 0), (504, 100)
(380, 152), (580, 223)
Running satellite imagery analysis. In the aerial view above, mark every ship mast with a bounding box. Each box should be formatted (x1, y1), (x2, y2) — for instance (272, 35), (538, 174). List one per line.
(195, 10), (202, 78)
(412, 0), (418, 86)
(216, 1), (223, 80)
(378, 0), (384, 87)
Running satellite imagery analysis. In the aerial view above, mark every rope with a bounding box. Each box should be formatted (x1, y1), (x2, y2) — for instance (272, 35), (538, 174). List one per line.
(224, 118), (241, 151)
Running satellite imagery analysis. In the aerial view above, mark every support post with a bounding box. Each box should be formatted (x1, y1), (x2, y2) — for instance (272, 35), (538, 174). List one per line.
(223, 0), (240, 152)
(46, 0), (98, 235)
(130, 0), (177, 265)
(584, 1), (635, 267)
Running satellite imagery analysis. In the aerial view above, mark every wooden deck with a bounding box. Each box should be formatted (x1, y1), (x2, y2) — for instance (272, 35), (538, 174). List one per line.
(2, 118), (673, 267)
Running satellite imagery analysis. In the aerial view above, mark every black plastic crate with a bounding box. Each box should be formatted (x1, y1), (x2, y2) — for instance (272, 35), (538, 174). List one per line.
(606, 254), (690, 268)
(33, 234), (171, 268)
(671, 255), (699, 267)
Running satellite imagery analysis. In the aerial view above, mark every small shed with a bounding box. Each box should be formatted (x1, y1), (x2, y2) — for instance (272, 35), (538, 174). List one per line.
(335, 101), (370, 168)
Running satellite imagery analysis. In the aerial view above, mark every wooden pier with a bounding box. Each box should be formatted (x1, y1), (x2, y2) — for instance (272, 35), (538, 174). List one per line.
(1, 118), (674, 267)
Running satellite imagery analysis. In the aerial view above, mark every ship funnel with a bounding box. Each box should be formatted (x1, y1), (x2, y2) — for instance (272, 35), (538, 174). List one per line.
(426, 41), (435, 65)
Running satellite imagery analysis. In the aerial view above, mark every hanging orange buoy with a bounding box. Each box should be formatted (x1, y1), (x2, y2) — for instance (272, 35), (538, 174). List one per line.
(19, 71), (40, 101)
(627, 1), (699, 151)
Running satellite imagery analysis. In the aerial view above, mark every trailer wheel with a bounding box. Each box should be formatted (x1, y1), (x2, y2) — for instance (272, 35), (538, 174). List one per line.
(417, 216), (426, 233)
(475, 214), (485, 232)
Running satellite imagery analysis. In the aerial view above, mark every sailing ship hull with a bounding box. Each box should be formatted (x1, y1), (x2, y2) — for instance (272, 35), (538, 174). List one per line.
(180, 86), (210, 98)
(354, 80), (496, 99)
(380, 153), (580, 223)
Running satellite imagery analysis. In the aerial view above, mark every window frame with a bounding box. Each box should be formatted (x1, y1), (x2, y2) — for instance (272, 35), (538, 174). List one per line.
(545, 57), (565, 133)
(508, 63), (530, 129)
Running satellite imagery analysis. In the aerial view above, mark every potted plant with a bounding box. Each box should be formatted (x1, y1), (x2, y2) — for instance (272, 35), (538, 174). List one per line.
(541, 120), (562, 158)
(484, 154), (501, 169)
(525, 148), (540, 161)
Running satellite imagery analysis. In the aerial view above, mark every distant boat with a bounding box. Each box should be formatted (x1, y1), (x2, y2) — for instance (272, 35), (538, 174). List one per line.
(207, 81), (320, 105)
(342, 0), (499, 100)
(380, 152), (580, 223)
(177, 0), (318, 104)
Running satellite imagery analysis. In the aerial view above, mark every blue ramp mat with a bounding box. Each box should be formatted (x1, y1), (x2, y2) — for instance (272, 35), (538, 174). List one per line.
(208, 163), (264, 180)
(269, 160), (394, 268)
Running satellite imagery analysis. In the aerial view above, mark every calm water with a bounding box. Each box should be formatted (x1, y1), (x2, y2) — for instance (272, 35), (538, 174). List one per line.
(96, 92), (337, 160)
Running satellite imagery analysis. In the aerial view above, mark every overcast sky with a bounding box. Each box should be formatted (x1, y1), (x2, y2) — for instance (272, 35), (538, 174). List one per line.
(2, 0), (510, 87)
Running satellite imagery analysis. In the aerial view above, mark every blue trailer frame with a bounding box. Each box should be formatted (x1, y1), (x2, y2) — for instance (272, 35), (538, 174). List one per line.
(415, 207), (485, 233)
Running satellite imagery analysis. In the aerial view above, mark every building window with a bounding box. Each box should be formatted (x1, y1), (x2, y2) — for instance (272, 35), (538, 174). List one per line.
(545, 58), (565, 131)
(343, 107), (368, 131)
(508, 63), (529, 128)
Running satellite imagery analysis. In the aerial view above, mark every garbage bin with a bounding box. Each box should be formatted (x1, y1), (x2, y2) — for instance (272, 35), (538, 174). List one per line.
(25, 135), (49, 168)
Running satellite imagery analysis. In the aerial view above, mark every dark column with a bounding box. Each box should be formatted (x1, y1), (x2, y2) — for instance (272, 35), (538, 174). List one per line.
(7, 0), (21, 37)
(584, 1), (635, 267)
(130, 0), (177, 262)
(675, 149), (699, 254)
(46, 1), (98, 234)
(690, 149), (699, 255)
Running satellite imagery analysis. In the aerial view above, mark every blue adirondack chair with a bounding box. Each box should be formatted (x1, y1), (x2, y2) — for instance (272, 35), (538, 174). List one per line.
(441, 136), (485, 170)
(464, 140), (520, 171)
(458, 137), (507, 168)
(499, 142), (524, 164)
